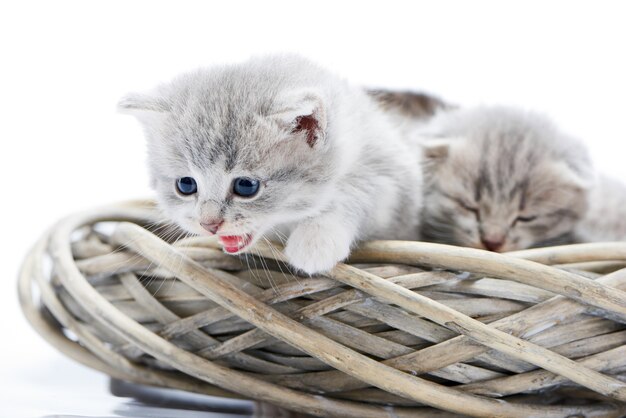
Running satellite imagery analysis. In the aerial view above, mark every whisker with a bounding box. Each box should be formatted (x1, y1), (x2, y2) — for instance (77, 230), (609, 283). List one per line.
(168, 230), (192, 294)
(254, 245), (279, 296)
(262, 236), (296, 288)
(270, 227), (289, 246)
(247, 252), (266, 292)
(151, 228), (189, 298)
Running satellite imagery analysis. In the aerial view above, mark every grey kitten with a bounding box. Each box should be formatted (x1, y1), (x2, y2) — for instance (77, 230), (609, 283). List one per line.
(119, 55), (423, 274)
(416, 106), (593, 251)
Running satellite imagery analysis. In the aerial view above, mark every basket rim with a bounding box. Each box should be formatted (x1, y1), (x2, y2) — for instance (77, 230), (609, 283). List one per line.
(18, 200), (626, 418)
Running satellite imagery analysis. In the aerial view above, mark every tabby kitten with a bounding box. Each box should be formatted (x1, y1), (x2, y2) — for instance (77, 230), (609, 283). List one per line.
(417, 106), (593, 251)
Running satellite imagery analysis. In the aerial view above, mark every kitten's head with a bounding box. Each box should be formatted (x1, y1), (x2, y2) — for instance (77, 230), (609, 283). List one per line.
(420, 107), (592, 252)
(119, 58), (342, 253)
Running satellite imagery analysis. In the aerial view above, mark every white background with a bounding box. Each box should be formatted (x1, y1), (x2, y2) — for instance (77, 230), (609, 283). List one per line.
(1, 1), (625, 416)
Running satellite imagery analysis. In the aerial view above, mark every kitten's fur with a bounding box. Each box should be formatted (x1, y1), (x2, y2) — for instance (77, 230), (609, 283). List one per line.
(369, 89), (450, 139)
(368, 89), (450, 118)
(417, 106), (593, 251)
(119, 55), (423, 274)
(575, 175), (626, 242)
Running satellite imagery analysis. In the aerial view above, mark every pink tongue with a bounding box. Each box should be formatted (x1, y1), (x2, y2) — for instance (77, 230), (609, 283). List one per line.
(219, 235), (251, 253)
(220, 235), (242, 246)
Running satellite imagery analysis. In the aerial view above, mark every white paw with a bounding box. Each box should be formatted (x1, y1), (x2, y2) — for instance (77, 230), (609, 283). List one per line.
(285, 223), (352, 275)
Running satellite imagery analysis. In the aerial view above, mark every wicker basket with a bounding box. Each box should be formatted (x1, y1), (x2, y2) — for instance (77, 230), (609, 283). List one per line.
(18, 200), (626, 417)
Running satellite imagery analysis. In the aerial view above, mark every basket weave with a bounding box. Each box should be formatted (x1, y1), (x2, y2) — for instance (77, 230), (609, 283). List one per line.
(18, 200), (626, 417)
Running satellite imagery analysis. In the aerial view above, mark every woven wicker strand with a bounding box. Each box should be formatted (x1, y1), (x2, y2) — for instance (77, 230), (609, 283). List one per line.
(18, 201), (626, 417)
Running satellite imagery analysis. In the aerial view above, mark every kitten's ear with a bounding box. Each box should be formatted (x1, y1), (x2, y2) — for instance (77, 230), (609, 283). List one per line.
(546, 161), (592, 190)
(271, 90), (326, 148)
(422, 142), (450, 161)
(527, 161), (592, 209)
(420, 137), (462, 163)
(117, 93), (170, 122)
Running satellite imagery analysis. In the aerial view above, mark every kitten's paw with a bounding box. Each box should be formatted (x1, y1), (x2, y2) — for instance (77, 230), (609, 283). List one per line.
(285, 223), (352, 275)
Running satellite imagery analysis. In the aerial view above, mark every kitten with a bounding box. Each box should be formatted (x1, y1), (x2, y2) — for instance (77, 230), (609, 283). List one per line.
(118, 55), (423, 274)
(416, 106), (593, 251)
(575, 175), (626, 242)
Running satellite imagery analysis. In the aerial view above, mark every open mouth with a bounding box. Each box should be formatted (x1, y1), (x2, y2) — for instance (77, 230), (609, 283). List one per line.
(218, 234), (253, 254)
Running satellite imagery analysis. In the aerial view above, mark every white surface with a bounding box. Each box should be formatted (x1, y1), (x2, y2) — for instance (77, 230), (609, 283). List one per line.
(1, 1), (625, 416)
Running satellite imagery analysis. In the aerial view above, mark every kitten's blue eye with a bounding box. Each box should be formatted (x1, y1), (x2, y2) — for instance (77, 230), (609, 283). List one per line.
(233, 177), (260, 197)
(176, 177), (197, 195)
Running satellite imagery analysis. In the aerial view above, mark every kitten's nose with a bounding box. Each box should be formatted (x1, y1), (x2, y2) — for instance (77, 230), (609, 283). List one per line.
(481, 238), (505, 252)
(200, 219), (224, 235)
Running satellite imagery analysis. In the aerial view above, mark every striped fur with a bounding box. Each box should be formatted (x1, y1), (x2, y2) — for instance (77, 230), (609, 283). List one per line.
(417, 106), (593, 251)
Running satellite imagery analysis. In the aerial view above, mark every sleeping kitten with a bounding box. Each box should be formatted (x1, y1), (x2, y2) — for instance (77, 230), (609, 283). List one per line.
(416, 106), (593, 251)
(118, 55), (423, 274)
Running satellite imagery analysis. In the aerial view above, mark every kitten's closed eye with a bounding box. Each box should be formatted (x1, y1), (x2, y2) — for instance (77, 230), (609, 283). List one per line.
(513, 215), (537, 225)
(454, 199), (479, 217)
